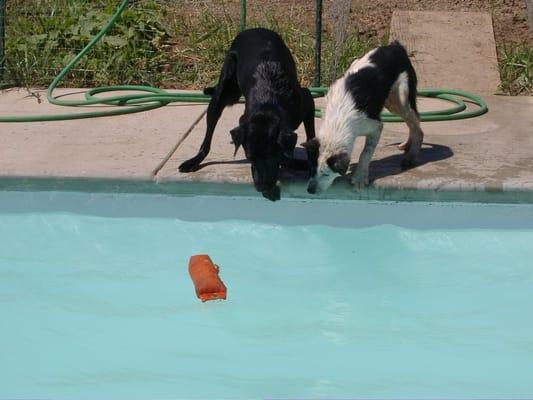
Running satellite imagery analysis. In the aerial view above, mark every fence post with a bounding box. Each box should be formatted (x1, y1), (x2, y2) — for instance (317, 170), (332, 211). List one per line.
(526, 0), (533, 31)
(0, 0), (6, 81)
(314, 0), (323, 87)
(240, 0), (247, 32)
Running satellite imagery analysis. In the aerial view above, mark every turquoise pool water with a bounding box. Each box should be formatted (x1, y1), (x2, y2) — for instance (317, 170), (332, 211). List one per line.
(1, 192), (533, 399)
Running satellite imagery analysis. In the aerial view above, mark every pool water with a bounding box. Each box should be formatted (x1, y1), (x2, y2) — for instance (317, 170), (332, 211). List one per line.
(1, 192), (533, 399)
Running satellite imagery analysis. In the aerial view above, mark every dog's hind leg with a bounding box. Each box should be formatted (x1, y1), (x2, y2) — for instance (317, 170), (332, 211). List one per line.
(385, 72), (424, 167)
(179, 52), (241, 172)
(399, 106), (424, 168)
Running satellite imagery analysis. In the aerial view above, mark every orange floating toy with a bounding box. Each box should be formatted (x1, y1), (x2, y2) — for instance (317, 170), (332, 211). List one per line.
(188, 255), (227, 302)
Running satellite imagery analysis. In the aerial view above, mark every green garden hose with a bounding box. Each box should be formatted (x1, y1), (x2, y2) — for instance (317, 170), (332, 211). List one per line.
(0, 0), (488, 123)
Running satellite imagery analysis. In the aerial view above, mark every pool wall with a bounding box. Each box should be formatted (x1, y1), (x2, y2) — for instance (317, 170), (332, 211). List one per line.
(1, 189), (533, 230)
(2, 177), (533, 207)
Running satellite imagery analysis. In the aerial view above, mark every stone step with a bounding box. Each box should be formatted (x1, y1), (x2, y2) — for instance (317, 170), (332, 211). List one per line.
(390, 11), (501, 94)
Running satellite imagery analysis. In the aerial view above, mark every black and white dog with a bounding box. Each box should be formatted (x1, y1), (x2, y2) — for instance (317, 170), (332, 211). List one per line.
(305, 41), (424, 194)
(179, 28), (316, 201)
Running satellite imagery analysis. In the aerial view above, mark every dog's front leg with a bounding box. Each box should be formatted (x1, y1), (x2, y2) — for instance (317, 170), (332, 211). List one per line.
(179, 52), (240, 173)
(300, 88), (316, 141)
(178, 99), (225, 172)
(351, 125), (383, 190)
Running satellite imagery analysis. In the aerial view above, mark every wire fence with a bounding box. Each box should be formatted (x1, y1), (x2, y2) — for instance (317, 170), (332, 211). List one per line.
(0, 0), (379, 90)
(0, 0), (5, 82)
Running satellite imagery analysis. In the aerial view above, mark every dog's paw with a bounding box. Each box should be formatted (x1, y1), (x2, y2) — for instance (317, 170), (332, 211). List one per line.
(178, 159), (201, 173)
(398, 140), (411, 152)
(351, 175), (369, 191)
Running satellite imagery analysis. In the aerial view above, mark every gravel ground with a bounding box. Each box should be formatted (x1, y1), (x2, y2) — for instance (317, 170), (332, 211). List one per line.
(183, 0), (533, 48)
(347, 0), (533, 48)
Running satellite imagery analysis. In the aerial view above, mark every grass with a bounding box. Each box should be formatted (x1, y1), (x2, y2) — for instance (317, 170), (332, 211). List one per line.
(8, 0), (530, 95)
(499, 44), (533, 95)
(2, 0), (380, 90)
(3, 0), (170, 88)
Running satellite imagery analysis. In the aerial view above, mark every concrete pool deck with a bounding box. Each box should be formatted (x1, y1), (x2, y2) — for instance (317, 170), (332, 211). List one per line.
(0, 88), (532, 203)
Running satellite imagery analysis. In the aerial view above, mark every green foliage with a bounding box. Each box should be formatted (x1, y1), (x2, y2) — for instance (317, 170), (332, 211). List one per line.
(322, 33), (381, 85)
(2, 1), (382, 90)
(168, 8), (239, 88)
(4, 0), (170, 87)
(499, 44), (533, 95)
(2, 1), (532, 95)
(249, 10), (316, 86)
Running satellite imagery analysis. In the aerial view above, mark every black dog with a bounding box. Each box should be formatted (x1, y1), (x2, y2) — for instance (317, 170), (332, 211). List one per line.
(178, 28), (316, 201)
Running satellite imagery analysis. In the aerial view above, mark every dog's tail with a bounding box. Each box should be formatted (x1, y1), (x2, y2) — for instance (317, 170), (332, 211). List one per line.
(389, 40), (405, 49)
(203, 86), (216, 96)
(389, 40), (419, 116)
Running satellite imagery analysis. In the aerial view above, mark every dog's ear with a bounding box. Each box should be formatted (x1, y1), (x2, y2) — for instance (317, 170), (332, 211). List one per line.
(230, 126), (245, 157)
(278, 130), (298, 158)
(327, 152), (350, 175)
(301, 137), (320, 152)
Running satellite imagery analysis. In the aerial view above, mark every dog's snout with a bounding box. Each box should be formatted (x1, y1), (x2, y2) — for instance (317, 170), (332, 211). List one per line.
(262, 186), (280, 202)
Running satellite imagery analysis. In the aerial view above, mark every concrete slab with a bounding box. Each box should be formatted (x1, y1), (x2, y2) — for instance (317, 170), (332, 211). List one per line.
(158, 95), (533, 200)
(390, 11), (501, 95)
(0, 88), (206, 180)
(1, 87), (533, 204)
(364, 96), (533, 193)
(156, 103), (318, 184)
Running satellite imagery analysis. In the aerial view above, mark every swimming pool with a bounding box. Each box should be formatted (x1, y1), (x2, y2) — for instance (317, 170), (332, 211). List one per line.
(1, 191), (533, 399)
